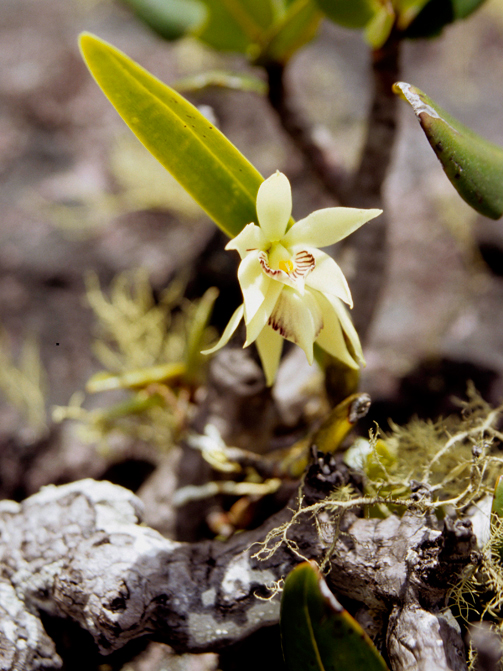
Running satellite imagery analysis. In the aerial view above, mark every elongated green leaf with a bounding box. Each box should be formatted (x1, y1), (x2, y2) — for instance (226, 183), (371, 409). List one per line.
(393, 82), (503, 220)
(79, 33), (264, 237)
(312, 0), (378, 28)
(259, 0), (323, 64)
(195, 0), (275, 52)
(280, 562), (389, 671)
(120, 0), (205, 41)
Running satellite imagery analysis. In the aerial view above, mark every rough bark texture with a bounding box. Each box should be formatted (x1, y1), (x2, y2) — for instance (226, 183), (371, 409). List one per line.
(0, 452), (477, 671)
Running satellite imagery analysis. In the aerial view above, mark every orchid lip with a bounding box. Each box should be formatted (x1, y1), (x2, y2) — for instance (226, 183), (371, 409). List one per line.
(258, 249), (315, 284)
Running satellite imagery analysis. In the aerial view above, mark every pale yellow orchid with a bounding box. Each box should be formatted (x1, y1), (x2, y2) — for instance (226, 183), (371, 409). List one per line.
(204, 171), (382, 386)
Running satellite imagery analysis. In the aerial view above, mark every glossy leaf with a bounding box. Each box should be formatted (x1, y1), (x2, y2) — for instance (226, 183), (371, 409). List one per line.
(280, 562), (389, 671)
(312, 0), (378, 28)
(79, 33), (264, 237)
(393, 82), (503, 219)
(259, 0), (323, 65)
(120, 0), (204, 41)
(195, 0), (274, 53)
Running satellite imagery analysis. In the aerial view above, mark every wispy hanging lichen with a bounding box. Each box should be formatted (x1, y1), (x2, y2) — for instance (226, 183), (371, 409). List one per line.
(254, 387), (503, 574)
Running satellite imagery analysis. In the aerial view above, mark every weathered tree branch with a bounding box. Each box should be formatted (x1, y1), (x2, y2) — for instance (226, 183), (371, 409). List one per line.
(0, 453), (475, 670)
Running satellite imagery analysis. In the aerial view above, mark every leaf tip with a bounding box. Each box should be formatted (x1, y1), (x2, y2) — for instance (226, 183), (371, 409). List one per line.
(393, 81), (441, 123)
(78, 31), (96, 55)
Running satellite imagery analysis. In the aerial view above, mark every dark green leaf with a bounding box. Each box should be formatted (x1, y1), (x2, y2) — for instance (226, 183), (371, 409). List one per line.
(120, 0), (204, 41)
(312, 0), (378, 29)
(79, 33), (265, 237)
(280, 562), (389, 671)
(394, 81), (503, 219)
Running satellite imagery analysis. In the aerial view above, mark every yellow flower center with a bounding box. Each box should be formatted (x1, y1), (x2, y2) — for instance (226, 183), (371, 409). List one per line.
(278, 258), (294, 274)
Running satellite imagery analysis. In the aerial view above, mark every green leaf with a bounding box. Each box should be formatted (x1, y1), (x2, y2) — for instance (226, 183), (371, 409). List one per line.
(312, 0), (378, 29)
(119, 0), (205, 41)
(79, 33), (265, 237)
(194, 0), (275, 53)
(280, 562), (390, 671)
(364, 3), (395, 48)
(259, 0), (323, 64)
(393, 82), (503, 220)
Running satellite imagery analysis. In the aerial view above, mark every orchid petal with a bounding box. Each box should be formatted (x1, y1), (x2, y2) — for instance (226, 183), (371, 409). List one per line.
(238, 252), (272, 323)
(202, 304), (244, 355)
(283, 207), (382, 248)
(244, 280), (283, 346)
(313, 293), (363, 368)
(304, 248), (353, 307)
(256, 171), (291, 241)
(326, 293), (365, 364)
(255, 326), (284, 387)
(226, 222), (266, 259)
(268, 287), (323, 365)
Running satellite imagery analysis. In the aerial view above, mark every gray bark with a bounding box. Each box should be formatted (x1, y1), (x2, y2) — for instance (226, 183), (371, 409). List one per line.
(0, 461), (476, 671)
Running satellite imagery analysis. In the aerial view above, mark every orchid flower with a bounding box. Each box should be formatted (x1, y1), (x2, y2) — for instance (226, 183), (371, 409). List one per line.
(203, 171), (382, 386)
